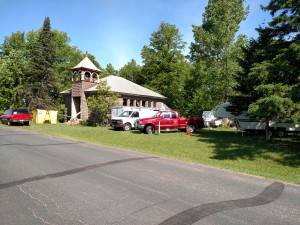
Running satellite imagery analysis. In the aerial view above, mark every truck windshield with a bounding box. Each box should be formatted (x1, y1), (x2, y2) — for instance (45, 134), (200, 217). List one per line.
(153, 112), (161, 118)
(119, 111), (133, 117)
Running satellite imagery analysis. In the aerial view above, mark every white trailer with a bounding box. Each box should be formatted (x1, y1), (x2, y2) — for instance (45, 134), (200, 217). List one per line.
(111, 106), (158, 131)
(214, 102), (300, 137)
(202, 111), (223, 128)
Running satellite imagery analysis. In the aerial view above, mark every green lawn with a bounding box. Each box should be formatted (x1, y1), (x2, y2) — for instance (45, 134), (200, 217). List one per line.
(9, 123), (300, 185)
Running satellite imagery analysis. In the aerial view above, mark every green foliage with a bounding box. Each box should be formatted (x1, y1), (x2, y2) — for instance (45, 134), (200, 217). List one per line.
(86, 81), (118, 125)
(119, 59), (143, 84)
(231, 1), (300, 125)
(141, 22), (190, 113)
(25, 17), (59, 110)
(188, 0), (249, 114)
(105, 63), (118, 76)
(0, 18), (107, 113)
(0, 49), (27, 111)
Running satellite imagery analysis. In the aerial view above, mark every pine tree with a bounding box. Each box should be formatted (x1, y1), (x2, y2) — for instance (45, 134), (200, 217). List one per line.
(230, 0), (300, 140)
(26, 17), (59, 110)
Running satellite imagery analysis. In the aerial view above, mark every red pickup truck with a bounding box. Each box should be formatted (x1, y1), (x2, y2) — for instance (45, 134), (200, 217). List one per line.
(137, 110), (204, 134)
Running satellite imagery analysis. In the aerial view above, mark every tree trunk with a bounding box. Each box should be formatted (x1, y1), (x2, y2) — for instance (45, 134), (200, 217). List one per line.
(265, 119), (271, 141)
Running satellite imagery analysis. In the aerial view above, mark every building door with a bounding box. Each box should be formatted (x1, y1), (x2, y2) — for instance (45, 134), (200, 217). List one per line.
(73, 97), (81, 119)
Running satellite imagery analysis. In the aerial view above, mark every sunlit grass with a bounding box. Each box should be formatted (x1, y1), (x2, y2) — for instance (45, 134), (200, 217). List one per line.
(12, 123), (300, 185)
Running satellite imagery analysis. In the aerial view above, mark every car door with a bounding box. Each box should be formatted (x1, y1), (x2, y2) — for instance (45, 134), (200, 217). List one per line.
(159, 112), (172, 129)
(171, 111), (179, 129)
(1, 109), (11, 123)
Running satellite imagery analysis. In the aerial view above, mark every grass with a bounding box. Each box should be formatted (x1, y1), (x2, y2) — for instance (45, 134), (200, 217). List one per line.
(7, 123), (300, 185)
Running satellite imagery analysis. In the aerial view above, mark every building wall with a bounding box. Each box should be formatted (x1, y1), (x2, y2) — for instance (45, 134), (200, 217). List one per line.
(64, 82), (166, 122)
(118, 94), (165, 109)
(71, 81), (98, 120)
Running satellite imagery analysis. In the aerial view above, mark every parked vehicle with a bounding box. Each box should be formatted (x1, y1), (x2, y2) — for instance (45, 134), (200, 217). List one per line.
(111, 107), (158, 131)
(0, 108), (31, 126)
(202, 111), (223, 128)
(214, 102), (300, 137)
(137, 110), (204, 134)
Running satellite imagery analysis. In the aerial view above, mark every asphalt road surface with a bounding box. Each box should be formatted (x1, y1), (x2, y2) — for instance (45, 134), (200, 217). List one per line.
(0, 127), (299, 225)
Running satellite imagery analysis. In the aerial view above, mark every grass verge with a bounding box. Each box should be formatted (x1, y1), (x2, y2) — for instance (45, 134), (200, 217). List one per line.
(10, 123), (300, 185)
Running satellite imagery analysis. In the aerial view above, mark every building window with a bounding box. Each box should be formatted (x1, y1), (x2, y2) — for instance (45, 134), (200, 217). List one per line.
(74, 73), (80, 81)
(92, 73), (98, 82)
(84, 72), (91, 81)
(123, 99), (128, 106)
(130, 99), (134, 106)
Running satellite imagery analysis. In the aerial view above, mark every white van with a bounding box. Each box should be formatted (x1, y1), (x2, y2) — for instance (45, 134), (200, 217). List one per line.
(111, 107), (158, 131)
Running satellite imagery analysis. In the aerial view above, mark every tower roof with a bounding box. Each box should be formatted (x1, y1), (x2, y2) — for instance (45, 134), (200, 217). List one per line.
(72, 55), (101, 73)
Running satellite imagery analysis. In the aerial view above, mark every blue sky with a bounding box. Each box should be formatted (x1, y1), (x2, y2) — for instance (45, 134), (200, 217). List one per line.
(1, 0), (272, 69)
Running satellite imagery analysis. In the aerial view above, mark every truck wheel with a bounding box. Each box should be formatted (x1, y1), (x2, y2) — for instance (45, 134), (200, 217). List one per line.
(186, 124), (195, 133)
(145, 125), (154, 134)
(277, 129), (286, 137)
(123, 123), (131, 131)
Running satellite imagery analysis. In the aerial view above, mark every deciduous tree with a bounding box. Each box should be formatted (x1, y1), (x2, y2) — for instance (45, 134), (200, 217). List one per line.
(86, 81), (118, 125)
(141, 22), (190, 113)
(188, 0), (249, 115)
(119, 59), (143, 84)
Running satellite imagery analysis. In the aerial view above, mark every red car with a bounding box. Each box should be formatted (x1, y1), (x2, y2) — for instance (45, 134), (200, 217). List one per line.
(0, 108), (31, 126)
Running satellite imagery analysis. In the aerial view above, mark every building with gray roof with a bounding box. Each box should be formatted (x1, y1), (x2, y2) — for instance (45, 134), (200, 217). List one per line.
(61, 56), (166, 121)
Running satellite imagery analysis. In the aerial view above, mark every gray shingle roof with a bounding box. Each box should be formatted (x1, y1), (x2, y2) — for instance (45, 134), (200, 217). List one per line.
(86, 75), (166, 99)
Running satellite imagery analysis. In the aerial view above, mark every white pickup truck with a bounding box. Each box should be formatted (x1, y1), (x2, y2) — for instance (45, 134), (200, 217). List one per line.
(111, 108), (158, 131)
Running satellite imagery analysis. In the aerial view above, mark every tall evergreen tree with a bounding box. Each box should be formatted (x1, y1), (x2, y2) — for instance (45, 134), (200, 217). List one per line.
(188, 0), (249, 115)
(26, 17), (59, 110)
(141, 22), (190, 113)
(230, 0), (300, 140)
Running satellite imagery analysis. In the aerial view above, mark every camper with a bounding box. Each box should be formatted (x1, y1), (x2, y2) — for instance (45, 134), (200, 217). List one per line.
(214, 102), (300, 137)
(202, 111), (222, 128)
(110, 106), (158, 131)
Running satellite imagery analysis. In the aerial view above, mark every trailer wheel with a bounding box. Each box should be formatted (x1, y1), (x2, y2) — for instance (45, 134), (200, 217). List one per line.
(277, 129), (286, 137)
(123, 123), (131, 131)
(145, 125), (154, 134)
(268, 128), (275, 137)
(186, 124), (195, 133)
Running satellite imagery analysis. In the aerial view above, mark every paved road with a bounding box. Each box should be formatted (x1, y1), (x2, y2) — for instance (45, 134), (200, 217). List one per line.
(0, 127), (299, 225)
